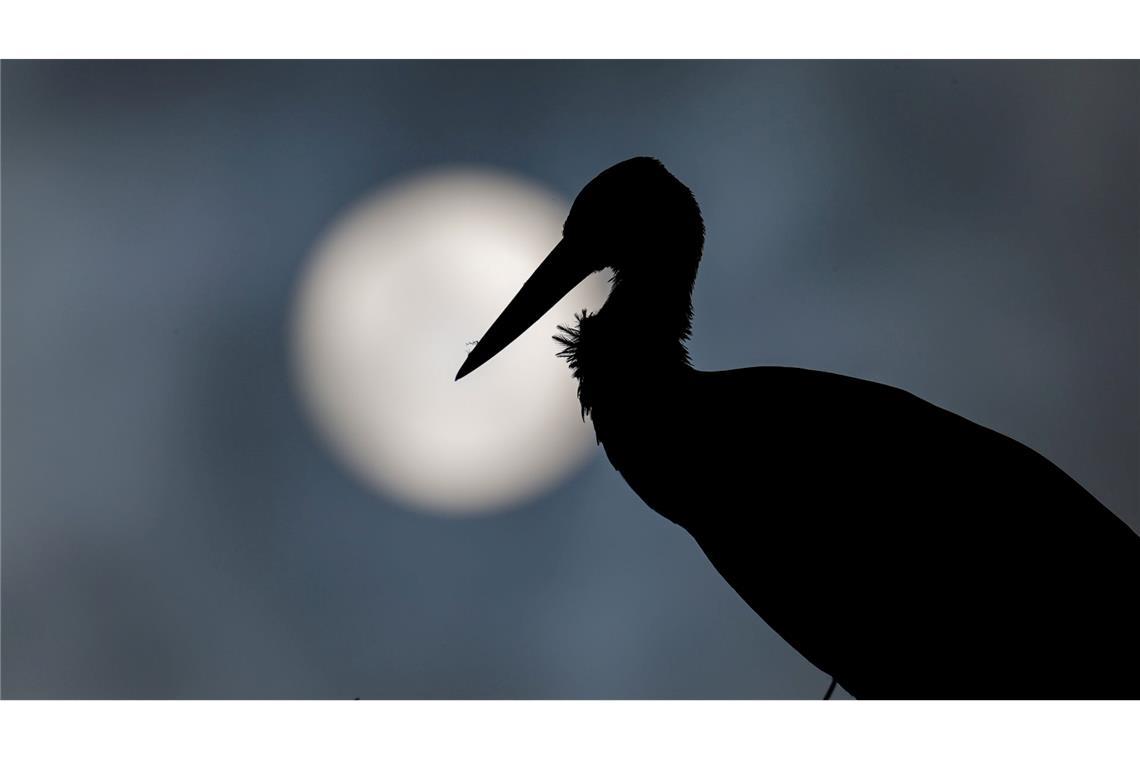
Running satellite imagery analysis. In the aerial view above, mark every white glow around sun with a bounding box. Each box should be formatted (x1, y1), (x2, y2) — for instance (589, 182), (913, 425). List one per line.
(291, 168), (609, 516)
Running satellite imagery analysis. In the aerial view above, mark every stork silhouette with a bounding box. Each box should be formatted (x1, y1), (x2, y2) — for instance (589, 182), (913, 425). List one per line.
(456, 157), (1140, 698)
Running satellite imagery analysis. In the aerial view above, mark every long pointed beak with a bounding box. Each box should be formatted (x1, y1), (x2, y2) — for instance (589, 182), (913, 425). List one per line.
(456, 238), (593, 380)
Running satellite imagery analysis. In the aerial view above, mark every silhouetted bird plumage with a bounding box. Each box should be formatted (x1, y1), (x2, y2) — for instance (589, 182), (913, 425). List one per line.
(456, 157), (1140, 698)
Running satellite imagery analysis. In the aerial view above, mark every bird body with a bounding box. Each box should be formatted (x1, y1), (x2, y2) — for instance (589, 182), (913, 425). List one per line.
(597, 361), (1139, 698)
(457, 157), (1140, 698)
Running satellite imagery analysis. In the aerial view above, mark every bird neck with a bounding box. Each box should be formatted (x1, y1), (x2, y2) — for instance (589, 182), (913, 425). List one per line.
(604, 273), (695, 341)
(555, 272), (696, 422)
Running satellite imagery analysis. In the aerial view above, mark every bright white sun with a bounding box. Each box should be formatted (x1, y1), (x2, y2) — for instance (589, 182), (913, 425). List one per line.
(291, 167), (609, 516)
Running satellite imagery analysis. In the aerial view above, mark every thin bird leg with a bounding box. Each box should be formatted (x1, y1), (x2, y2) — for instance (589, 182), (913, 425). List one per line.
(823, 677), (837, 700)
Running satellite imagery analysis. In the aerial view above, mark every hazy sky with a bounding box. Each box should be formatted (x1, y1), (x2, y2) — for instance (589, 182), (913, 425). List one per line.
(3, 60), (1136, 698)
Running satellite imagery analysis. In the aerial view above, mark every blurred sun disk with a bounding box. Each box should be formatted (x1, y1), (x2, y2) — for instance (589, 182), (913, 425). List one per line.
(291, 168), (608, 516)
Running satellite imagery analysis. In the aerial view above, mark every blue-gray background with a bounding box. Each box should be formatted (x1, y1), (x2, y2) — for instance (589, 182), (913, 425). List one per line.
(2, 61), (1137, 698)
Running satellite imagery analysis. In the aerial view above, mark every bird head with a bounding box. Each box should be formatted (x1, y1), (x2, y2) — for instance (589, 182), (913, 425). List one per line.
(455, 157), (703, 380)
